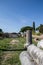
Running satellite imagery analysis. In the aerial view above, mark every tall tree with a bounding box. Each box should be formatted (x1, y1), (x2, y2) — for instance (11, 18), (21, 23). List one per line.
(36, 24), (43, 33)
(0, 29), (3, 38)
(33, 21), (35, 32)
(0, 29), (3, 33)
(20, 26), (33, 33)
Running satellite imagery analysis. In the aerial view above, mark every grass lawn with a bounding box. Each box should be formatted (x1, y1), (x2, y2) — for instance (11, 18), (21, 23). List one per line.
(0, 37), (37, 65)
(0, 37), (26, 65)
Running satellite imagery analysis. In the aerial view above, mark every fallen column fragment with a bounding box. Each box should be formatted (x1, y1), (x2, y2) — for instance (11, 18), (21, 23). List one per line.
(20, 51), (36, 65)
(27, 44), (43, 65)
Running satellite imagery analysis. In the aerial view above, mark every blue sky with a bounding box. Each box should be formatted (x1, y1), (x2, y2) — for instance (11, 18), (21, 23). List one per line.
(0, 0), (43, 32)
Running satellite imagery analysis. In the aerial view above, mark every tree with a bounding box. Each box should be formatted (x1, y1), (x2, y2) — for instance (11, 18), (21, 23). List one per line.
(33, 21), (35, 32)
(20, 26), (33, 33)
(0, 29), (3, 33)
(0, 29), (4, 38)
(36, 24), (43, 33)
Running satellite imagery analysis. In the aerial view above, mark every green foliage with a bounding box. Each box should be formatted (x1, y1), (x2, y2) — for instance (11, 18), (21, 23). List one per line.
(36, 26), (39, 30)
(32, 39), (37, 46)
(0, 38), (25, 65)
(0, 38), (13, 49)
(36, 24), (43, 33)
(36, 32), (41, 35)
(0, 29), (4, 39)
(20, 26), (33, 32)
(0, 37), (36, 65)
(33, 21), (35, 32)
(32, 31), (36, 35)
(0, 29), (3, 33)
(39, 24), (43, 33)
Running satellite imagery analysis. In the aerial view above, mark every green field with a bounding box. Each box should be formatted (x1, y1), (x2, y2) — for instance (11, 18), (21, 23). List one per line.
(0, 37), (37, 65)
(0, 37), (26, 65)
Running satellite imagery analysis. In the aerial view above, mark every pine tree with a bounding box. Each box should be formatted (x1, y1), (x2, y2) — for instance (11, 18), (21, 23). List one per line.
(33, 21), (35, 32)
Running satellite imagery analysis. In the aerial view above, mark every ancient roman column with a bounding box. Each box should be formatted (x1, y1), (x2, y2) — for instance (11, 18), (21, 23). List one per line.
(26, 30), (32, 45)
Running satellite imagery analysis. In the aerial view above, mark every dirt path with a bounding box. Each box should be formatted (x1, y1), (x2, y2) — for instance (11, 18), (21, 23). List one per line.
(32, 34), (43, 39)
(32, 34), (43, 42)
(10, 39), (19, 44)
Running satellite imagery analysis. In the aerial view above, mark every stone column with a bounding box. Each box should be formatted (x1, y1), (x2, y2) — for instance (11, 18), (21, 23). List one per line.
(24, 30), (32, 48)
(26, 30), (32, 45)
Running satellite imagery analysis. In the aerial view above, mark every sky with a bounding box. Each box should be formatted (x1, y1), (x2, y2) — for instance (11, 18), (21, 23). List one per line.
(0, 0), (43, 33)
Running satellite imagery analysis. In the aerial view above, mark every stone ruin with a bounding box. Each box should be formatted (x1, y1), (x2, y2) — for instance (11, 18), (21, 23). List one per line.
(20, 30), (43, 65)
